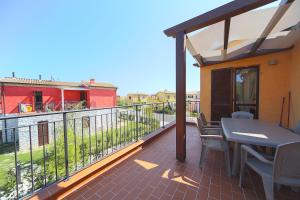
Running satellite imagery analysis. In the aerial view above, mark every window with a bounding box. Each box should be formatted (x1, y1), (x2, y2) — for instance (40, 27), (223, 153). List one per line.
(34, 91), (43, 112)
(80, 91), (87, 108)
(235, 67), (259, 118)
(38, 121), (49, 146)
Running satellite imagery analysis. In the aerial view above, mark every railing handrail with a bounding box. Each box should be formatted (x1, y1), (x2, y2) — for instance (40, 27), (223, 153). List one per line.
(0, 102), (171, 121)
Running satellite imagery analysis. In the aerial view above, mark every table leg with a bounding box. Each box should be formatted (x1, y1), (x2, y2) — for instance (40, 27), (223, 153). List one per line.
(232, 142), (241, 176)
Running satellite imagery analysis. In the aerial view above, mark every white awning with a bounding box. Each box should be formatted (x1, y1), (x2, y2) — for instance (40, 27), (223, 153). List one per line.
(187, 0), (300, 65)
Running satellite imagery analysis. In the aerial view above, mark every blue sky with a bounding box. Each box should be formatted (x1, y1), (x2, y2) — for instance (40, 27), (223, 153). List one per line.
(0, 0), (233, 96)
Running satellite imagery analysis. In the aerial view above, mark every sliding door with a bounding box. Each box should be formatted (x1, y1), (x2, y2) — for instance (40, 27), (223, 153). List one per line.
(234, 66), (259, 119)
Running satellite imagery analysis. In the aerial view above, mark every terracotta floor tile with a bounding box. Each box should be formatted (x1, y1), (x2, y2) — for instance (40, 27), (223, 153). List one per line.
(160, 193), (172, 200)
(152, 183), (167, 198)
(172, 190), (185, 200)
(209, 185), (221, 199)
(62, 126), (300, 200)
(184, 188), (197, 200)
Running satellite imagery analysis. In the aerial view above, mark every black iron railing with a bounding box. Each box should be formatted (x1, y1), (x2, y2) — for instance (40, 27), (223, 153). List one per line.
(0, 100), (199, 199)
(186, 100), (201, 121)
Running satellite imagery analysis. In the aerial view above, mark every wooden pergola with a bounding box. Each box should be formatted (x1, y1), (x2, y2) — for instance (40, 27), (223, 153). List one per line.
(164, 0), (296, 161)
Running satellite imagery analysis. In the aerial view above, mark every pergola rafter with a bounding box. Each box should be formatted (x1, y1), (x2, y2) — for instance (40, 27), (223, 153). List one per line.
(249, 0), (295, 54)
(223, 18), (231, 58)
(164, 0), (278, 37)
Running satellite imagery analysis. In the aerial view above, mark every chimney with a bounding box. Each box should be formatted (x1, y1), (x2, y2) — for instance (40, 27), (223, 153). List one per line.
(90, 78), (95, 84)
(39, 74), (42, 80)
(12, 72), (15, 78)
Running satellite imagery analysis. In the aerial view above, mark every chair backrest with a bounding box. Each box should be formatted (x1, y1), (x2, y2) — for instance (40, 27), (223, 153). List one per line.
(196, 117), (207, 136)
(200, 113), (208, 126)
(231, 111), (254, 119)
(273, 142), (300, 185)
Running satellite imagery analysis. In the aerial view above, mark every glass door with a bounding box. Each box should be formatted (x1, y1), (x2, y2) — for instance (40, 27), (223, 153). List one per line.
(234, 66), (259, 118)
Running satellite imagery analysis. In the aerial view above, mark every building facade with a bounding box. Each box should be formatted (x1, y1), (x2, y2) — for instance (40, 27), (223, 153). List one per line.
(126, 93), (149, 104)
(0, 76), (117, 149)
(186, 91), (200, 101)
(155, 90), (176, 102)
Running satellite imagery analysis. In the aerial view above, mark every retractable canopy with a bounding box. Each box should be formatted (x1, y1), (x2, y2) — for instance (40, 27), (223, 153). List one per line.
(165, 0), (300, 66)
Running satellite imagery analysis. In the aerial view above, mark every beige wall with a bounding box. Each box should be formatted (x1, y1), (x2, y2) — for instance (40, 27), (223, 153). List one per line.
(290, 40), (300, 127)
(200, 48), (300, 127)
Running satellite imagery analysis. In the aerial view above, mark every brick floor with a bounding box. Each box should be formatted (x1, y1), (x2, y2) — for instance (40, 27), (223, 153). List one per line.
(63, 125), (299, 200)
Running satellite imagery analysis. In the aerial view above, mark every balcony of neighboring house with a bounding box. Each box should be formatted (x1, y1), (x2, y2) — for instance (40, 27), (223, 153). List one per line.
(61, 89), (88, 111)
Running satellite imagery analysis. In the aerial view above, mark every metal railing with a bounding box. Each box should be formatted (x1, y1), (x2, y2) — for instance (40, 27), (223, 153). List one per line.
(0, 100), (199, 199)
(186, 100), (201, 122)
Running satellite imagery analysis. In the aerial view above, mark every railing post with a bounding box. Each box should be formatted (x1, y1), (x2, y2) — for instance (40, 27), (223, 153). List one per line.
(63, 112), (69, 179)
(162, 102), (165, 128)
(4, 119), (8, 143)
(135, 105), (139, 141)
(197, 101), (200, 117)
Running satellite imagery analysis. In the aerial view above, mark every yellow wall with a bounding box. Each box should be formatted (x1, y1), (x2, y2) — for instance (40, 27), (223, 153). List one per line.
(200, 50), (296, 127)
(290, 40), (300, 127)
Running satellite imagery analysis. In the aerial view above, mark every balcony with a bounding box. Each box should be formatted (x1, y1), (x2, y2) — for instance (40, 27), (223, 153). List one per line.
(0, 101), (198, 199)
(36, 125), (299, 200)
(1, 99), (299, 200)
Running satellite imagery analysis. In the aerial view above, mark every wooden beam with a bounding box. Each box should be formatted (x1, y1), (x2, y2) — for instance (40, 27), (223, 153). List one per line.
(176, 31), (186, 162)
(203, 46), (294, 67)
(164, 0), (277, 37)
(186, 36), (205, 66)
(224, 18), (231, 51)
(249, 0), (294, 54)
(193, 55), (205, 66)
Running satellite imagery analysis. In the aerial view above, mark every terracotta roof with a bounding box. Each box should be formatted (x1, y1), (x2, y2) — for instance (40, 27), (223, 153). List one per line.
(0, 77), (117, 89)
(186, 91), (200, 95)
(127, 93), (149, 96)
(156, 89), (175, 94)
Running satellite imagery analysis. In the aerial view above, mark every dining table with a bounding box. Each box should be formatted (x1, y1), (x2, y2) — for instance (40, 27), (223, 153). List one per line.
(221, 118), (300, 176)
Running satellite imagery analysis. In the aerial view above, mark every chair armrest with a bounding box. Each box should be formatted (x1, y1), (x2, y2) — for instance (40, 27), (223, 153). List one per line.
(200, 135), (223, 140)
(204, 127), (223, 131)
(241, 145), (273, 165)
(205, 127), (223, 136)
(204, 125), (221, 128)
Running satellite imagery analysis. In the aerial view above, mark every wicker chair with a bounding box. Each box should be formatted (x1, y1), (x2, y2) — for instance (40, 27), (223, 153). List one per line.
(197, 117), (231, 176)
(200, 112), (221, 127)
(239, 142), (300, 200)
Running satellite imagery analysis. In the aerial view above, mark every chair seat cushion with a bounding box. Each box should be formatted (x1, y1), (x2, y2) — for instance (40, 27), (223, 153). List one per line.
(206, 129), (221, 135)
(247, 157), (273, 178)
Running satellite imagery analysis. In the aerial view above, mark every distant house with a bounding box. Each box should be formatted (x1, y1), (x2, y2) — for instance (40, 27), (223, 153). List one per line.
(155, 90), (176, 102)
(126, 93), (149, 104)
(186, 91), (200, 101)
(0, 75), (117, 148)
(0, 76), (117, 114)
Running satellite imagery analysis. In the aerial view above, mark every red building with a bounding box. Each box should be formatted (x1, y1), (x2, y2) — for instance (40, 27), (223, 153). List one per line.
(0, 76), (117, 115)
